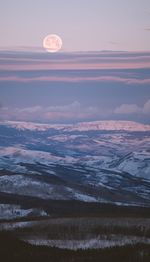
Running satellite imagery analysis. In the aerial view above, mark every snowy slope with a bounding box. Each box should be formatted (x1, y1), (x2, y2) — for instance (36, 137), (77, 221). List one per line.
(0, 120), (150, 208)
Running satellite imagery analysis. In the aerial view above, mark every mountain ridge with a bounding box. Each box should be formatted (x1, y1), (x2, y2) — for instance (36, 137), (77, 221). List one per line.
(0, 119), (149, 213)
(0, 120), (150, 131)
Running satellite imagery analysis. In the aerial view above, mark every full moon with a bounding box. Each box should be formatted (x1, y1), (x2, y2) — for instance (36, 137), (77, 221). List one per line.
(43, 34), (62, 53)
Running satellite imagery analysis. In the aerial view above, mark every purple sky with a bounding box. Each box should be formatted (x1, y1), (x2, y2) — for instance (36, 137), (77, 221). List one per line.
(0, 1), (150, 124)
(0, 0), (150, 51)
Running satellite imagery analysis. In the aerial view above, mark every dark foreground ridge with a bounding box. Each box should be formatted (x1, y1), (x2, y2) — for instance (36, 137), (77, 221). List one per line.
(0, 231), (150, 262)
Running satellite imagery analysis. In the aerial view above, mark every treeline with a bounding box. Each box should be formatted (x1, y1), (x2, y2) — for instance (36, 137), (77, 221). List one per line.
(0, 231), (150, 262)
(14, 217), (150, 240)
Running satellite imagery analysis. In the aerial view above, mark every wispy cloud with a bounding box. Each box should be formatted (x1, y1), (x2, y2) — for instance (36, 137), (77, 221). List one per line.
(144, 9), (150, 14)
(144, 27), (150, 31)
(108, 41), (120, 46)
(0, 75), (150, 85)
(0, 50), (150, 85)
(0, 50), (150, 71)
(0, 46), (44, 52)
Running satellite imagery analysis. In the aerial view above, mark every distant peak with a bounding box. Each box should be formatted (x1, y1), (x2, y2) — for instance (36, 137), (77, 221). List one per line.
(0, 120), (150, 132)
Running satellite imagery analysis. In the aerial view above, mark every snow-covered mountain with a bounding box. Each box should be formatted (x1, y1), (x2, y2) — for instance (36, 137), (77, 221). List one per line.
(65, 120), (150, 132)
(0, 120), (150, 217)
(1, 120), (150, 132)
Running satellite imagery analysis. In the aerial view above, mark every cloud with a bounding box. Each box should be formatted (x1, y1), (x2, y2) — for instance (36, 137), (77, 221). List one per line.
(144, 10), (150, 15)
(114, 104), (141, 114)
(108, 41), (120, 46)
(46, 101), (81, 113)
(0, 75), (150, 85)
(0, 101), (111, 123)
(19, 106), (42, 113)
(114, 99), (150, 115)
(1, 99), (150, 123)
(143, 99), (150, 114)
(0, 46), (44, 52)
(0, 50), (150, 72)
(144, 27), (150, 31)
(0, 50), (150, 85)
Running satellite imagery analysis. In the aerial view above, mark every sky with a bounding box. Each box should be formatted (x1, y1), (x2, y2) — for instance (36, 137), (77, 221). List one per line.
(0, 0), (150, 51)
(0, 0), (150, 124)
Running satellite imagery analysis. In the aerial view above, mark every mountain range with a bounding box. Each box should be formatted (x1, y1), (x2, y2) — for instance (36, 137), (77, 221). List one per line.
(0, 120), (150, 219)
